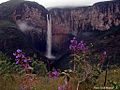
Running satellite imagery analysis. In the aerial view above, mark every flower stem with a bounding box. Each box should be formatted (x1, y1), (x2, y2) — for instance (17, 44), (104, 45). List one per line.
(77, 81), (80, 90)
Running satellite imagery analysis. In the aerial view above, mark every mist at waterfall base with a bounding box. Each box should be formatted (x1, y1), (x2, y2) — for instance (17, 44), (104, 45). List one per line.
(46, 14), (55, 59)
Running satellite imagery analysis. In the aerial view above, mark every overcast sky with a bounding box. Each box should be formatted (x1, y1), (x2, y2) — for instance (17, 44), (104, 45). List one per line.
(0, 0), (111, 8)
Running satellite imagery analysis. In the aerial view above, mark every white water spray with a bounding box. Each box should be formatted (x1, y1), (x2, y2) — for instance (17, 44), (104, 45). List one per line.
(46, 14), (55, 59)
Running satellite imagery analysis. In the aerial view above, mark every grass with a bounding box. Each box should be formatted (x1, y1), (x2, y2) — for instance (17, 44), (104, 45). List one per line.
(95, 66), (120, 87)
(0, 66), (120, 90)
(0, 74), (77, 90)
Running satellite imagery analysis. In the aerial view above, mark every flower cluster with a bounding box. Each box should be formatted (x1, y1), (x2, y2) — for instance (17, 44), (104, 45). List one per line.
(69, 37), (87, 52)
(13, 49), (31, 69)
(99, 51), (107, 65)
(48, 68), (59, 78)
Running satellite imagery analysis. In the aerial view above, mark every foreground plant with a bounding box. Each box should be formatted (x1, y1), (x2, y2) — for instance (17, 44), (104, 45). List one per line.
(13, 49), (39, 90)
(0, 51), (25, 76)
(58, 75), (72, 90)
(13, 49), (32, 71)
(48, 68), (59, 78)
(69, 37), (93, 90)
(68, 36), (110, 90)
(69, 37), (88, 71)
(109, 78), (120, 89)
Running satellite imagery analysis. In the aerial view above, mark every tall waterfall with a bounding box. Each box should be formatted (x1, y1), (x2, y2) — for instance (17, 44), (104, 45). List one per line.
(46, 14), (55, 59)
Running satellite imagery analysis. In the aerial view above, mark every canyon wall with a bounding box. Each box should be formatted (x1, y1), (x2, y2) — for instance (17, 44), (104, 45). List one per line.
(0, 0), (120, 57)
(50, 1), (120, 52)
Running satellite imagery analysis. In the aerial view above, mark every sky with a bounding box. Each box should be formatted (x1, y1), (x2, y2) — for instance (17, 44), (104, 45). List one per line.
(0, 0), (111, 8)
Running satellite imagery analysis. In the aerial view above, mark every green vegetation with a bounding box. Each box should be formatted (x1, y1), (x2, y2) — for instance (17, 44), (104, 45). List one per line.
(0, 36), (120, 90)
(0, 65), (120, 90)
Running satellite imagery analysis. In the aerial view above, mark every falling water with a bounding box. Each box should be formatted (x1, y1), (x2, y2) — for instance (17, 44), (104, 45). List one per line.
(46, 14), (55, 59)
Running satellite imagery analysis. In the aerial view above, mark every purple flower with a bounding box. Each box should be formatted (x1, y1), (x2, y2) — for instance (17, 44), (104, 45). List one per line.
(13, 49), (31, 70)
(52, 71), (58, 76)
(22, 54), (25, 58)
(24, 59), (27, 63)
(16, 60), (19, 64)
(98, 51), (107, 65)
(69, 37), (78, 51)
(77, 41), (86, 50)
(16, 54), (21, 58)
(69, 37), (87, 53)
(58, 86), (62, 90)
(17, 49), (22, 53)
(48, 69), (59, 78)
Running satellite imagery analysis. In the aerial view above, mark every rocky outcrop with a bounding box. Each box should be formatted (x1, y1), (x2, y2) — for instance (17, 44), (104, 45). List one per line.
(12, 1), (48, 51)
(0, 1), (48, 53)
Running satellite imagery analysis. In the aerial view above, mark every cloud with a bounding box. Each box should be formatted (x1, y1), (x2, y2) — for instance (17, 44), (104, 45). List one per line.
(0, 0), (112, 8)
(16, 20), (33, 32)
(28, 0), (111, 8)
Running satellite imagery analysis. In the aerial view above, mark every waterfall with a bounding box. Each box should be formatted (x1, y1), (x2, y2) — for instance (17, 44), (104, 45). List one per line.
(46, 14), (55, 59)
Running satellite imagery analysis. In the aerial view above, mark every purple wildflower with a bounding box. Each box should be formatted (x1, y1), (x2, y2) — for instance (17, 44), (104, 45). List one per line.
(48, 69), (59, 78)
(69, 37), (87, 52)
(13, 49), (31, 69)
(24, 59), (27, 63)
(16, 54), (21, 58)
(17, 49), (22, 53)
(16, 60), (19, 64)
(77, 40), (86, 50)
(69, 37), (78, 51)
(58, 86), (63, 90)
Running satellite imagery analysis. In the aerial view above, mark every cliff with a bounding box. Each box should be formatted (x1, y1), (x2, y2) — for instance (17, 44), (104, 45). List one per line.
(0, 0), (120, 61)
(49, 1), (120, 53)
(50, 1), (120, 32)
(0, 1), (48, 54)
(12, 1), (48, 51)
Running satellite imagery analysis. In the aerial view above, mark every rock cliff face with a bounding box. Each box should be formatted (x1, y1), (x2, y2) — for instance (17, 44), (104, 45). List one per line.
(50, 1), (120, 53)
(51, 1), (120, 32)
(12, 1), (48, 51)
(0, 0), (120, 58)
(0, 1), (48, 53)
